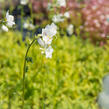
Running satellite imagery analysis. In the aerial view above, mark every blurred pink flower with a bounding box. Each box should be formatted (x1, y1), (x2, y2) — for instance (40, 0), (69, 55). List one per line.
(82, 0), (109, 38)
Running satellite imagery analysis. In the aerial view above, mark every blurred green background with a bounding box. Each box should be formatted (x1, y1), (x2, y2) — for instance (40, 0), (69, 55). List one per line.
(0, 32), (109, 108)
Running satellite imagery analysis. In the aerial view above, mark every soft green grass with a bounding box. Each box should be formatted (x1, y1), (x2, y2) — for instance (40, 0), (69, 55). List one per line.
(0, 32), (109, 109)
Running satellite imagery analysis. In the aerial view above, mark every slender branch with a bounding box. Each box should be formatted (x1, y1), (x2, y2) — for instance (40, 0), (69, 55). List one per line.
(22, 37), (37, 109)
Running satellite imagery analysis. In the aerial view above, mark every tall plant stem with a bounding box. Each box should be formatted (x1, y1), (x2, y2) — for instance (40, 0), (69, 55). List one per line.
(22, 37), (37, 109)
(8, 94), (11, 109)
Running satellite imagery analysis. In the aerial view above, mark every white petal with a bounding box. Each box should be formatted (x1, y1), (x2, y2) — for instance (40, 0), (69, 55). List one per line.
(38, 38), (45, 47)
(57, 0), (66, 7)
(45, 46), (53, 58)
(6, 11), (15, 27)
(64, 12), (70, 18)
(1, 25), (8, 32)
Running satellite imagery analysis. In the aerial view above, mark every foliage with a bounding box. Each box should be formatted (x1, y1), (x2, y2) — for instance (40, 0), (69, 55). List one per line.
(0, 32), (109, 109)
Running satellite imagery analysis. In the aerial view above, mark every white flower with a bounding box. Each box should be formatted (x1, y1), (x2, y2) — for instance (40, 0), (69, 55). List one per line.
(45, 46), (53, 58)
(6, 11), (15, 27)
(1, 25), (8, 32)
(29, 24), (35, 30)
(57, 0), (66, 7)
(20, 0), (28, 5)
(67, 24), (74, 35)
(23, 22), (35, 30)
(52, 14), (64, 23)
(64, 12), (70, 18)
(23, 23), (29, 29)
(38, 23), (57, 58)
(47, 23), (57, 37)
(42, 23), (57, 45)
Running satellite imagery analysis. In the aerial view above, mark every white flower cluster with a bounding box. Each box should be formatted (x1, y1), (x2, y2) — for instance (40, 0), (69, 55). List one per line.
(67, 24), (74, 36)
(38, 23), (57, 58)
(23, 22), (35, 30)
(57, 0), (66, 7)
(52, 12), (70, 23)
(20, 0), (28, 5)
(1, 11), (15, 32)
(98, 75), (109, 109)
(52, 14), (64, 23)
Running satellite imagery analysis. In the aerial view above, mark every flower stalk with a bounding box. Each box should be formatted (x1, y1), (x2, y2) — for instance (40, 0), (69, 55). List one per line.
(22, 23), (57, 108)
(22, 36), (38, 108)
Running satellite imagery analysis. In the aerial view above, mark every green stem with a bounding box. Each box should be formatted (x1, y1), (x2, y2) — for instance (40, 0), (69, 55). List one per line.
(22, 37), (37, 109)
(8, 94), (11, 109)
